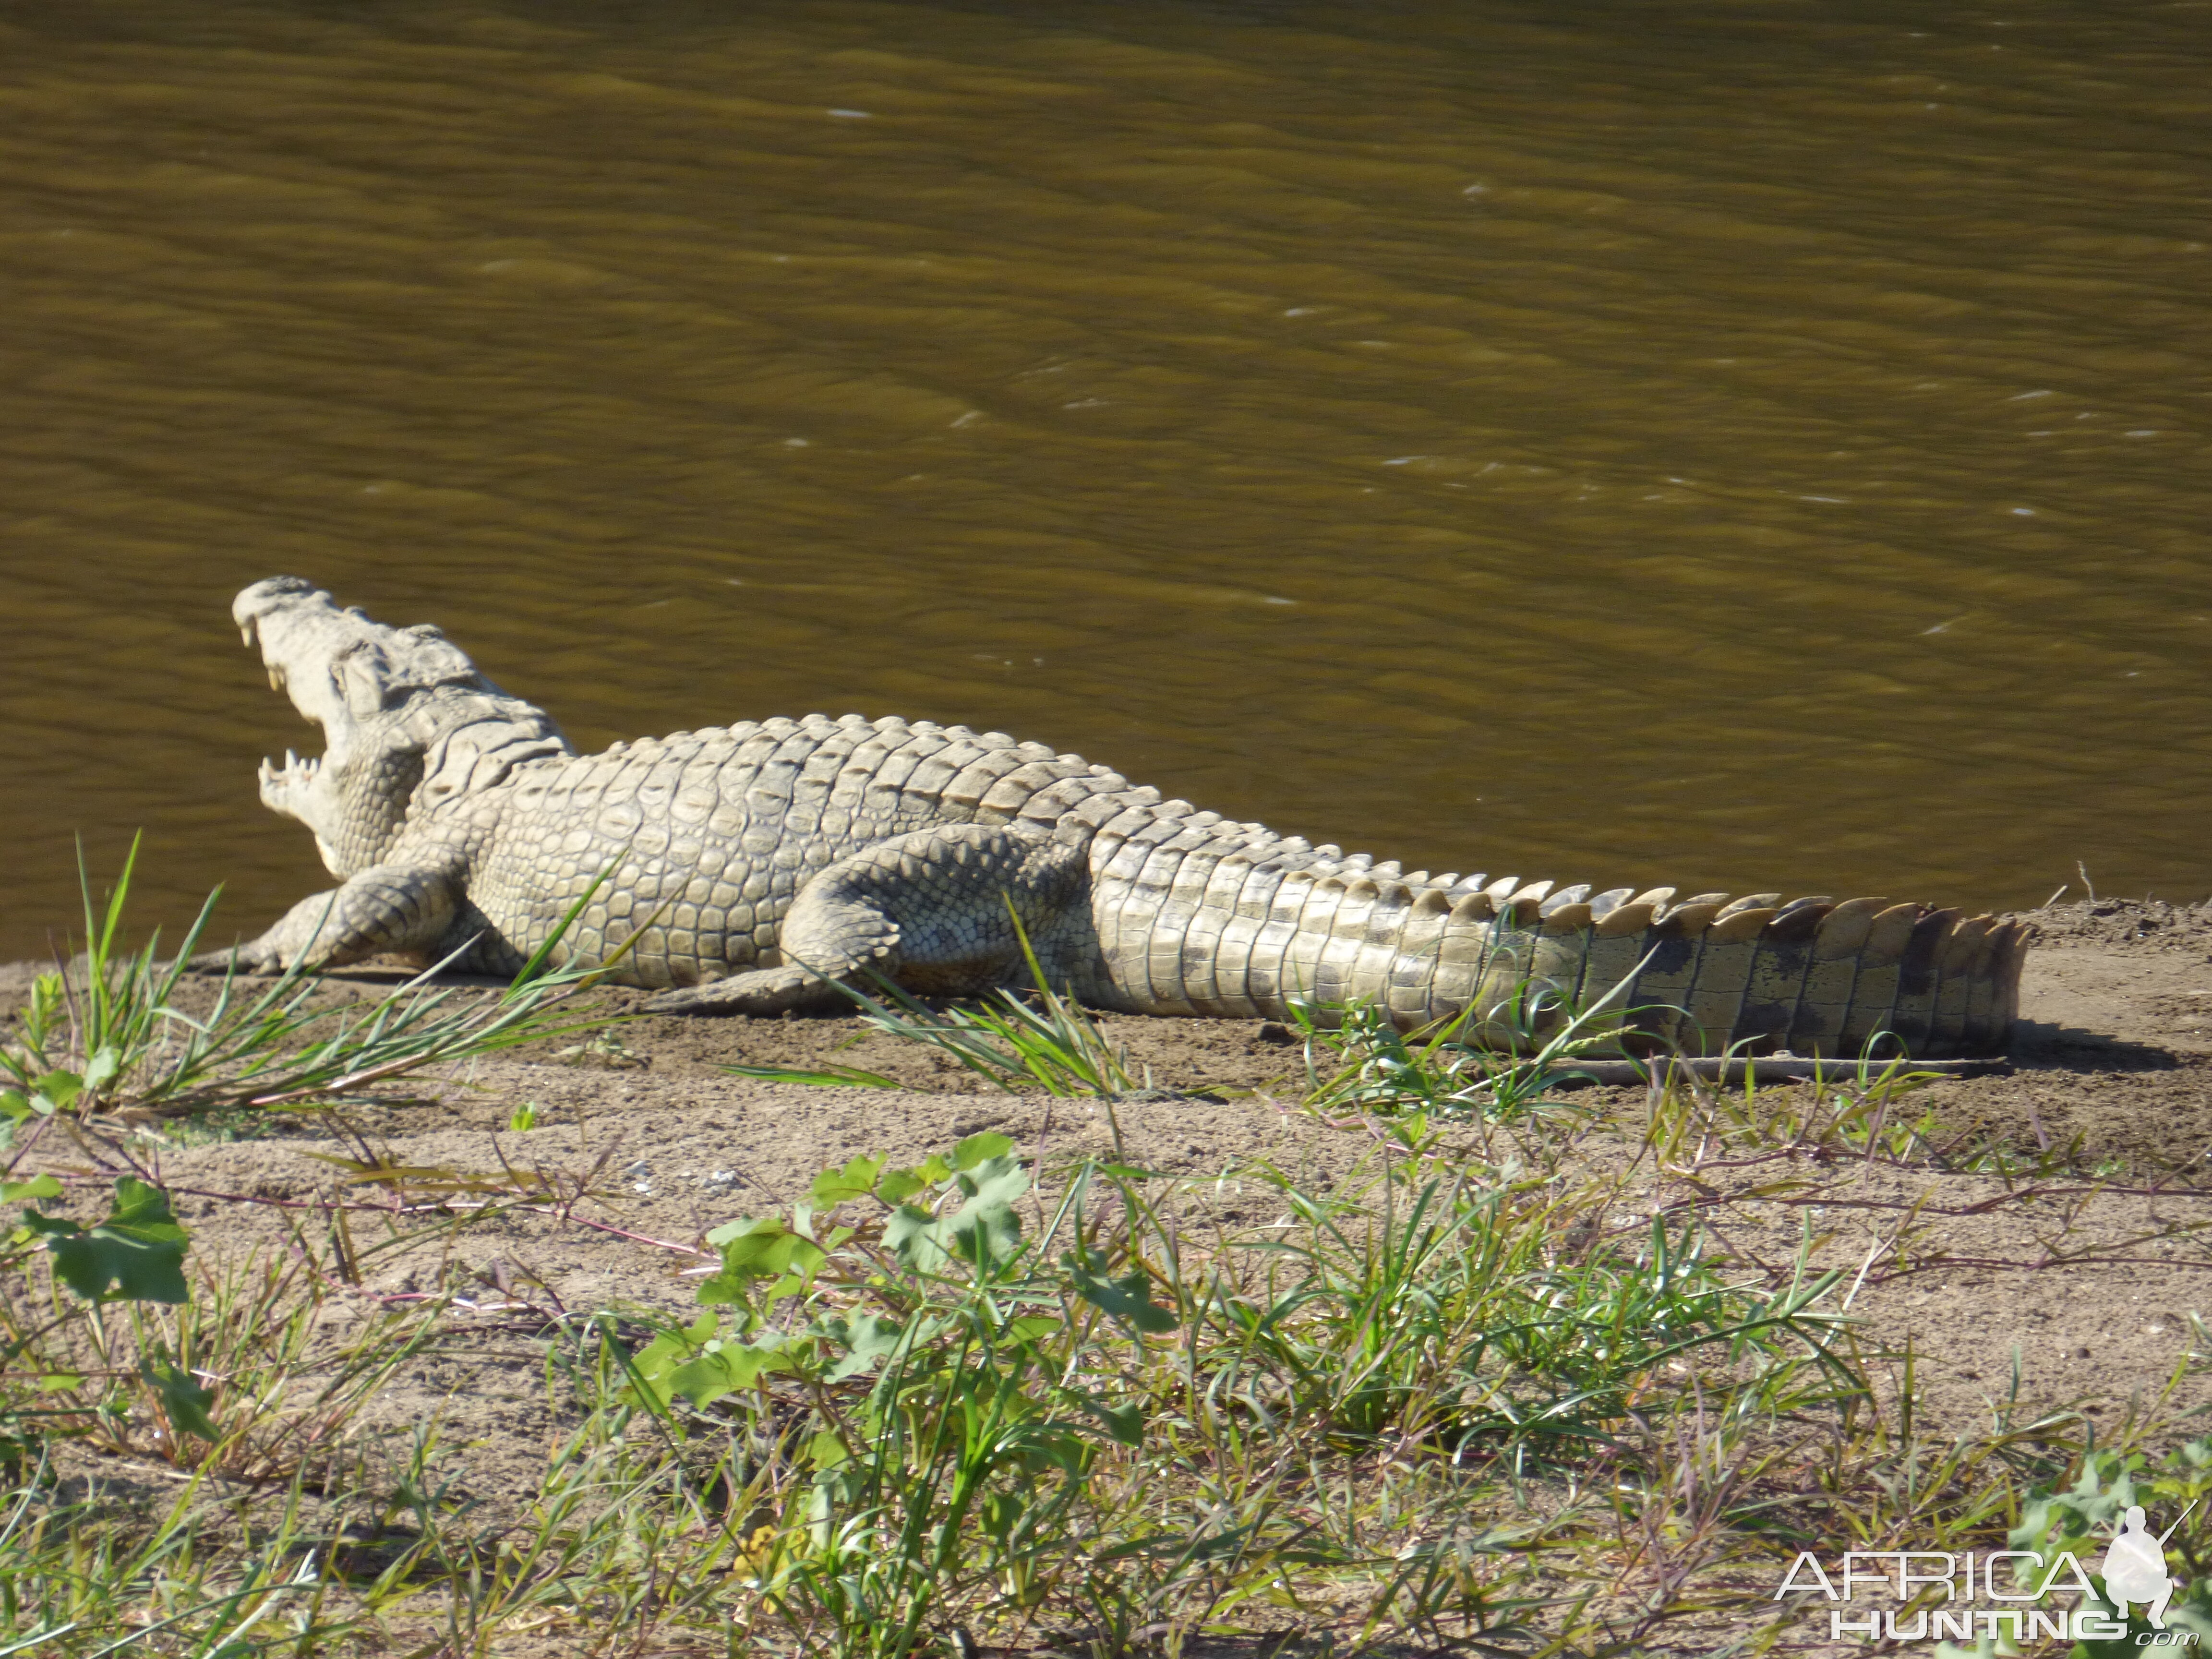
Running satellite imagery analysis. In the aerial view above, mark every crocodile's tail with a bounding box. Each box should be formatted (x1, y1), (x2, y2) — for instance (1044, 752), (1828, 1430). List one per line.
(1382, 881), (2028, 1058)
(1102, 866), (2029, 1058)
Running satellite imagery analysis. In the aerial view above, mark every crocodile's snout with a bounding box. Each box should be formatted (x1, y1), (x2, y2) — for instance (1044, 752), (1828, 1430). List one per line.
(233, 577), (345, 694)
(234, 575), (324, 645)
(233, 576), (490, 725)
(232, 577), (371, 739)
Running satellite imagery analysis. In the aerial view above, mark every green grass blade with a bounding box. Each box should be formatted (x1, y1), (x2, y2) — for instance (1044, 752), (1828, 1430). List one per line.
(724, 1062), (903, 1089)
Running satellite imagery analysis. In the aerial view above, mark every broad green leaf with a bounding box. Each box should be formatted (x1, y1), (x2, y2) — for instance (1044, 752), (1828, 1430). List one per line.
(808, 1154), (886, 1209)
(704, 1214), (780, 1249)
(760, 1271), (810, 1309)
(876, 1168), (928, 1205)
(2, 1176), (62, 1203)
(40, 1178), (191, 1303)
(1066, 1259), (1179, 1334)
(81, 1048), (121, 1093)
(108, 1178), (188, 1241)
(38, 1371), (84, 1393)
(806, 1428), (851, 1471)
(628, 1311), (716, 1375)
(141, 1356), (219, 1440)
(943, 1202), (1022, 1272)
(0, 1091), (38, 1124)
(954, 1154), (1030, 1207)
(32, 1070), (82, 1112)
(694, 1268), (767, 1306)
(883, 1202), (944, 1270)
(619, 1312), (719, 1410)
(48, 1229), (189, 1302)
(668, 1342), (784, 1407)
(821, 1313), (906, 1382)
(698, 1218), (827, 1302)
(952, 1131), (1015, 1171)
(948, 1156), (1031, 1267)
(884, 1154), (1031, 1272)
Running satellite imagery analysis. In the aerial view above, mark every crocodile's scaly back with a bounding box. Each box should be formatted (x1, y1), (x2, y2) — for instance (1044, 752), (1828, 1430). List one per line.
(218, 580), (2027, 1058)
(474, 713), (1130, 984)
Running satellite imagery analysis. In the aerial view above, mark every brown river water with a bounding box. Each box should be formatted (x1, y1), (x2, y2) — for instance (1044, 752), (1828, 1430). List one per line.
(2, 0), (2207, 964)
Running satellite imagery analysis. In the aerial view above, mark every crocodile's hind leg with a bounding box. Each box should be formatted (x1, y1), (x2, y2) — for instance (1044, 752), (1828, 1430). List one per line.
(643, 825), (1089, 1016)
(190, 863), (460, 973)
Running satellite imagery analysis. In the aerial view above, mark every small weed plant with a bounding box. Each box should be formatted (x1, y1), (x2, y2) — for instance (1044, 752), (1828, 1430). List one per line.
(1281, 981), (1633, 1124)
(2, 838), (620, 1142)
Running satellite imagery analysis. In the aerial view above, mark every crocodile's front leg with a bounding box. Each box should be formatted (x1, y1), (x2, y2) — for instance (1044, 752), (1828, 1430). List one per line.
(192, 863), (460, 973)
(643, 824), (1087, 1015)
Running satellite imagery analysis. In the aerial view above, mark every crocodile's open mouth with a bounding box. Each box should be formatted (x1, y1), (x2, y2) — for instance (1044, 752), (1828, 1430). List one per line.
(236, 598), (343, 787)
(232, 574), (544, 799)
(233, 575), (572, 877)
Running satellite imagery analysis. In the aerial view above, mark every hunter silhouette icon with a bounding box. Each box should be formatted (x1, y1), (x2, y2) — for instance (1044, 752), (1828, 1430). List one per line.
(2101, 1502), (2200, 1629)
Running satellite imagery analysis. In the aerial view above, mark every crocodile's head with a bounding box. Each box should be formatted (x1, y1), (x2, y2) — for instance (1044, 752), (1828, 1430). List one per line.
(235, 577), (570, 877)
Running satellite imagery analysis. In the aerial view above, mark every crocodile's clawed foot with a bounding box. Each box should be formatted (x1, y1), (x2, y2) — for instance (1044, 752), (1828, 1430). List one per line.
(184, 946), (283, 977)
(641, 966), (853, 1018)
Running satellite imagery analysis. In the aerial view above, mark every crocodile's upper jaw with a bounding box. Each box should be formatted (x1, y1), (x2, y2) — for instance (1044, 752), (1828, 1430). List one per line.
(233, 577), (495, 872)
(236, 574), (486, 726)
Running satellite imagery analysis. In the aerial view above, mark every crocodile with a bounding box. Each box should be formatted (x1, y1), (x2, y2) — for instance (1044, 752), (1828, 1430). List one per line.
(204, 576), (2027, 1057)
